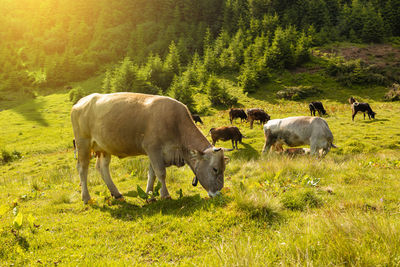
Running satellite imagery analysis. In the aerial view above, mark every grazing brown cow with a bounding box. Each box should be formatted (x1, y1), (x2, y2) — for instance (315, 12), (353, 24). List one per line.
(209, 126), (243, 149)
(191, 114), (203, 125)
(71, 93), (228, 203)
(351, 102), (376, 121)
(229, 108), (247, 124)
(247, 108), (270, 129)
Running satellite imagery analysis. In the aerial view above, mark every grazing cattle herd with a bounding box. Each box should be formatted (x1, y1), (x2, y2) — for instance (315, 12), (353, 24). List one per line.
(71, 93), (377, 203)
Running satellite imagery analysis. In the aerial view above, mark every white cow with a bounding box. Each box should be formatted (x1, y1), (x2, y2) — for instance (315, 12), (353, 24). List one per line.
(262, 116), (336, 156)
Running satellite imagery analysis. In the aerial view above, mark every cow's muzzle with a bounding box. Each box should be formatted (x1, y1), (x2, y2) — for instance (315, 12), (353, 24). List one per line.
(192, 176), (198, 187)
(208, 191), (221, 197)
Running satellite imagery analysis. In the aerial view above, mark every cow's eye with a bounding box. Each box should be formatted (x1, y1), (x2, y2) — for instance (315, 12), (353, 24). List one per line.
(213, 168), (218, 173)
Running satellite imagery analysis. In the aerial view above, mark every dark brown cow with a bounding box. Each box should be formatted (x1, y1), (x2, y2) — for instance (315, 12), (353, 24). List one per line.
(209, 126), (243, 149)
(247, 108), (270, 129)
(229, 108), (247, 124)
(352, 102), (376, 121)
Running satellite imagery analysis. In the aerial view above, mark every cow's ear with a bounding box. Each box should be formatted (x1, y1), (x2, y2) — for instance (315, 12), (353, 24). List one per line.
(190, 150), (204, 161)
(224, 156), (230, 164)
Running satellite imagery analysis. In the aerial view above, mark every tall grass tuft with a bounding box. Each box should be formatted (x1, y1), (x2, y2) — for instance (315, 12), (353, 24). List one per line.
(281, 189), (322, 211)
(234, 189), (282, 222)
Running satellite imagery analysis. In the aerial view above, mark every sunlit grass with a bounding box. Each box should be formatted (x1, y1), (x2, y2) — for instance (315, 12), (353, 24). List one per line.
(1, 72), (400, 265)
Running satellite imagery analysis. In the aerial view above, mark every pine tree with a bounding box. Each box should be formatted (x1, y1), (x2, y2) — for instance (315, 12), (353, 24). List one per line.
(361, 5), (384, 43)
(164, 41), (181, 75)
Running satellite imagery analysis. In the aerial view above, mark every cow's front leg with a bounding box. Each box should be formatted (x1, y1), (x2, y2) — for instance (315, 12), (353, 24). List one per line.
(352, 110), (358, 121)
(310, 143), (319, 157)
(148, 151), (171, 199)
(146, 164), (156, 194)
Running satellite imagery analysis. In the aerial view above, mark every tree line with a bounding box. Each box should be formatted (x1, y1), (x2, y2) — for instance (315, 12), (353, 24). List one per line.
(1, 0), (399, 106)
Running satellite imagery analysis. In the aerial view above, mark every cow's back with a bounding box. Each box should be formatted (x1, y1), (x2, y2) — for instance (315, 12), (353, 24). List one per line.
(264, 116), (332, 145)
(71, 93), (192, 157)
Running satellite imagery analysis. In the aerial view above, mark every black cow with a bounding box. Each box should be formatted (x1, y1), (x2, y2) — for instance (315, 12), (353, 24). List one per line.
(352, 102), (376, 121)
(229, 108), (247, 124)
(191, 114), (203, 125)
(247, 108), (270, 129)
(309, 101), (327, 116)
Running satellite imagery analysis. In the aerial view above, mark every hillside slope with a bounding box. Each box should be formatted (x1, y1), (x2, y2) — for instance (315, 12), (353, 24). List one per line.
(1, 45), (400, 265)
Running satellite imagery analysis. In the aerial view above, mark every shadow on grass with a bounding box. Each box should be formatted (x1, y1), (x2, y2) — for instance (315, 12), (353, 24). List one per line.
(12, 98), (49, 126)
(361, 118), (389, 123)
(231, 143), (260, 161)
(92, 194), (231, 221)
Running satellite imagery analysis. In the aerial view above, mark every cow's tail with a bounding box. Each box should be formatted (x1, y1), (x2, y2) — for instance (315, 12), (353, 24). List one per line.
(73, 139), (77, 159)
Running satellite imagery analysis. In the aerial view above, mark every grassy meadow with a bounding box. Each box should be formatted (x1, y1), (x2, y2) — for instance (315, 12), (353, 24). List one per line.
(1, 66), (400, 265)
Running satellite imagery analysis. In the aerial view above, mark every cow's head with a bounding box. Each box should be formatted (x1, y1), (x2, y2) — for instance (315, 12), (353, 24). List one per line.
(190, 147), (229, 197)
(370, 111), (376, 119)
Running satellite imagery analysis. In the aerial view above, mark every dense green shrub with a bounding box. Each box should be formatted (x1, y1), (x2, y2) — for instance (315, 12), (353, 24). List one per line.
(102, 57), (160, 95)
(142, 54), (174, 93)
(326, 58), (388, 86)
(238, 65), (260, 93)
(276, 86), (322, 100)
(169, 75), (195, 112)
(384, 83), (400, 101)
(206, 76), (238, 107)
(68, 86), (86, 104)
(1, 150), (22, 164)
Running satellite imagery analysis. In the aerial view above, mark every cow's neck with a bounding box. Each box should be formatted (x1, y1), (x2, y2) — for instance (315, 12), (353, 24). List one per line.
(180, 124), (212, 171)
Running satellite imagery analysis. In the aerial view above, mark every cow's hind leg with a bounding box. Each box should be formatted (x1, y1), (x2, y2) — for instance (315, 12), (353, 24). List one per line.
(76, 138), (91, 203)
(97, 152), (122, 199)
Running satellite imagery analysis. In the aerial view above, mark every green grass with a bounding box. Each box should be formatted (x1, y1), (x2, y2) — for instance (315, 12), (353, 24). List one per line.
(1, 63), (400, 265)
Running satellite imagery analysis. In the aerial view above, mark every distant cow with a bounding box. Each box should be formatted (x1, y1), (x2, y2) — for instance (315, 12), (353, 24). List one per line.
(352, 102), (376, 121)
(309, 101), (327, 116)
(262, 116), (336, 156)
(247, 108), (270, 129)
(209, 126), (243, 149)
(229, 108), (247, 124)
(192, 114), (203, 125)
(348, 96), (357, 105)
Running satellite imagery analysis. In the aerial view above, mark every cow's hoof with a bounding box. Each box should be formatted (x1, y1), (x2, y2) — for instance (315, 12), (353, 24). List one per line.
(116, 197), (125, 202)
(161, 195), (172, 200)
(146, 197), (157, 203)
(112, 193), (123, 199)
